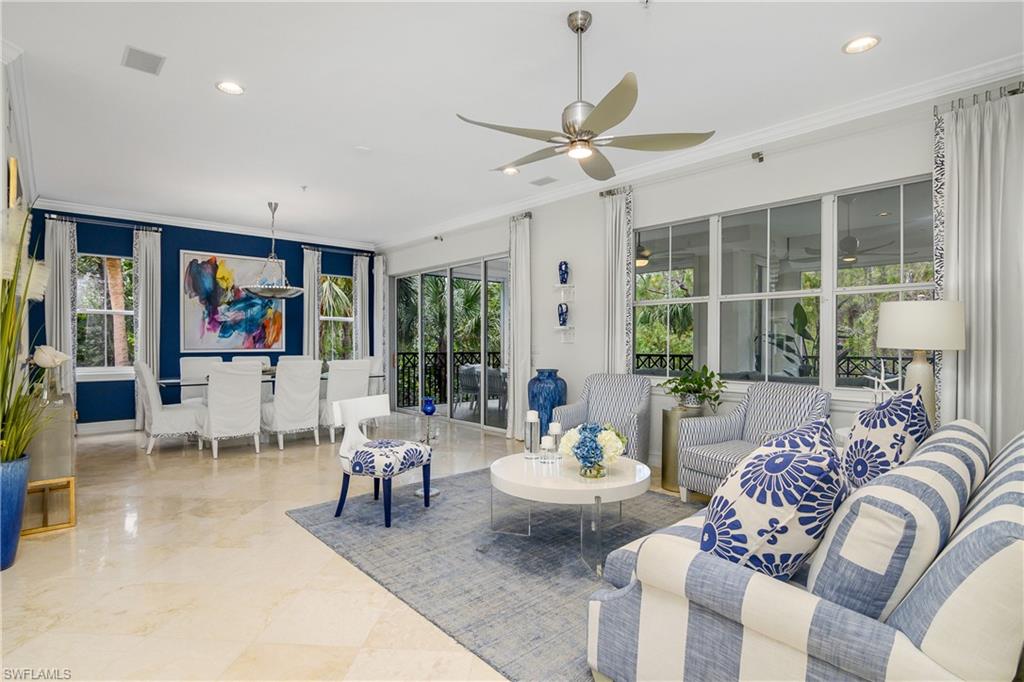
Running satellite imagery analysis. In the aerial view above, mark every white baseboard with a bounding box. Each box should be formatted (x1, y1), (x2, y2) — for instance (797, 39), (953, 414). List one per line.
(77, 419), (136, 435)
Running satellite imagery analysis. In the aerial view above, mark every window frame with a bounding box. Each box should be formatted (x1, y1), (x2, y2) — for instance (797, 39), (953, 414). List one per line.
(318, 273), (355, 361)
(630, 173), (933, 402)
(74, 252), (136, 381)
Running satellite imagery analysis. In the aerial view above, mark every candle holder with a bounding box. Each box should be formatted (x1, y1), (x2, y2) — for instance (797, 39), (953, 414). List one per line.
(525, 410), (541, 459)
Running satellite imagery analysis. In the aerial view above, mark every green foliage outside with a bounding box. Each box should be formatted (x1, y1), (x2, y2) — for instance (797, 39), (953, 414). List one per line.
(320, 275), (353, 360)
(75, 256), (135, 368)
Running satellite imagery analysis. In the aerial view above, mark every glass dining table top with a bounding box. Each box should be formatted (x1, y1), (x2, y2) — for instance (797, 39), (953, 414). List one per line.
(158, 372), (385, 388)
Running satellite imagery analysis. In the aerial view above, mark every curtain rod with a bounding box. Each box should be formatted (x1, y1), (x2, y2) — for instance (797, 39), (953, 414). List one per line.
(599, 185), (633, 197)
(43, 212), (161, 232)
(301, 243), (375, 257)
(933, 80), (1023, 116)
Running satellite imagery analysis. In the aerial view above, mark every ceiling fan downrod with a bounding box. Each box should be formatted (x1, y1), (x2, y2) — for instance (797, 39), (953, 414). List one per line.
(563, 10), (595, 139)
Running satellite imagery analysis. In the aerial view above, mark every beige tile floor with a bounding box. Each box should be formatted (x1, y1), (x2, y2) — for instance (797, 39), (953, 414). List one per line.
(1, 414), (532, 681)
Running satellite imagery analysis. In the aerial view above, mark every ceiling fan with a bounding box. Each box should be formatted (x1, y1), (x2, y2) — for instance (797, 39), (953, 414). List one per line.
(456, 10), (715, 181)
(803, 200), (900, 264)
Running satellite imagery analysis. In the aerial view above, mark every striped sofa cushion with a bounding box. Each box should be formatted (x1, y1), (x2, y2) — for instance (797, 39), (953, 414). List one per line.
(886, 429), (1023, 682)
(741, 382), (830, 444)
(806, 420), (990, 620)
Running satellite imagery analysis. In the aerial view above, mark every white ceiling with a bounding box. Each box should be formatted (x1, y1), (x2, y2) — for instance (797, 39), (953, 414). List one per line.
(4, 2), (1022, 248)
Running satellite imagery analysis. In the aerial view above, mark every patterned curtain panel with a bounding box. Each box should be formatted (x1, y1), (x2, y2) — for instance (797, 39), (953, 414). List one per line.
(302, 247), (321, 358)
(372, 254), (388, 386)
(603, 188), (633, 374)
(43, 217), (77, 402)
(934, 94), (1024, 448)
(508, 213), (532, 440)
(352, 254), (370, 359)
(133, 229), (161, 430)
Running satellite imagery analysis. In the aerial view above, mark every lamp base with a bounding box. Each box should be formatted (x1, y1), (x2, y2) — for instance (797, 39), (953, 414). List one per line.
(905, 349), (935, 425)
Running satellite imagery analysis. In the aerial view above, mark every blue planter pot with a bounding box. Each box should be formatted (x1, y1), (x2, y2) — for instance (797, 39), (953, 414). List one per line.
(1, 455), (30, 571)
(528, 369), (567, 436)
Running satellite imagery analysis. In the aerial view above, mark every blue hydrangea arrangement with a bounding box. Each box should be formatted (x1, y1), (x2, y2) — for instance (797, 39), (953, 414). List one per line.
(560, 421), (627, 478)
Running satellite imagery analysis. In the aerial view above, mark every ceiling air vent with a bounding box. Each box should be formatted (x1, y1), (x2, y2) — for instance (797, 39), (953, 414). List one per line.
(530, 176), (558, 187)
(121, 46), (165, 76)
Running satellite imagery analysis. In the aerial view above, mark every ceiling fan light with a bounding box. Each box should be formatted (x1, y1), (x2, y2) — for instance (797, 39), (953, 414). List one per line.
(567, 141), (593, 159)
(502, 166), (520, 176)
(841, 255), (858, 264)
(635, 257), (649, 268)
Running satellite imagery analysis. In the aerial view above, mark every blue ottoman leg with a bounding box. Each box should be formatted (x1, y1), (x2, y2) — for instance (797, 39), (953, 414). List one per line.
(373, 478), (380, 500)
(383, 479), (393, 528)
(334, 473), (350, 517)
(422, 464), (431, 507)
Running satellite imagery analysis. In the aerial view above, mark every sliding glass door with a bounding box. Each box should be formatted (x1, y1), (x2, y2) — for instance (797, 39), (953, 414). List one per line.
(392, 256), (508, 430)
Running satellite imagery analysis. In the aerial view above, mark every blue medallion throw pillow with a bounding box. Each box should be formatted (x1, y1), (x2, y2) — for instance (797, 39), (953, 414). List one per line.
(699, 418), (849, 580)
(843, 386), (932, 488)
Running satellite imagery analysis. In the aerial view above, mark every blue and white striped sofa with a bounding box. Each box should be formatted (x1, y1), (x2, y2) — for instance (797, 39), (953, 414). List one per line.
(677, 382), (831, 499)
(553, 374), (652, 463)
(588, 420), (1024, 681)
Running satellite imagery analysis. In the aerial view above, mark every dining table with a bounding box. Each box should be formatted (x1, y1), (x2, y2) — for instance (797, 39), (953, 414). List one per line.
(157, 371), (386, 388)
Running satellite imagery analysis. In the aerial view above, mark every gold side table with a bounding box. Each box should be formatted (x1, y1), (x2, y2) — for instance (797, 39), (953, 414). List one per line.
(661, 405), (702, 493)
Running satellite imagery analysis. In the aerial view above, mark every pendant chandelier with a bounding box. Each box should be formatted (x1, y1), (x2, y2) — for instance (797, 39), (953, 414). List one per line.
(242, 201), (303, 299)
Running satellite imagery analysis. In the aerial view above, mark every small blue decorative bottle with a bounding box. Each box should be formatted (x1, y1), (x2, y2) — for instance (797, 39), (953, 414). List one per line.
(557, 303), (569, 327)
(558, 260), (569, 285)
(421, 396), (436, 416)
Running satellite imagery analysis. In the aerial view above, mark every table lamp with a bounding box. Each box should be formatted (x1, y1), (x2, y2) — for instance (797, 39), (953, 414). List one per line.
(876, 300), (965, 424)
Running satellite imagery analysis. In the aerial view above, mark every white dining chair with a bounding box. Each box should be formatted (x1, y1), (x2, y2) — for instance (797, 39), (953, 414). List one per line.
(261, 358), (322, 449)
(232, 355), (272, 401)
(135, 362), (202, 455)
(180, 356), (223, 403)
(197, 363), (262, 459)
(320, 359), (372, 443)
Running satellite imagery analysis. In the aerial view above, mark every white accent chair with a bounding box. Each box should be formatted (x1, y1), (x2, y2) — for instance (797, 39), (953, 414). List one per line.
(232, 355), (272, 401)
(197, 363), (262, 459)
(321, 359), (372, 443)
(135, 362), (201, 455)
(180, 356), (223, 403)
(261, 358), (322, 449)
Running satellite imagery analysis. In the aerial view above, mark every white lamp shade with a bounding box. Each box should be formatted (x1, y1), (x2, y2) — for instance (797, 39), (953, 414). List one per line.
(877, 300), (966, 350)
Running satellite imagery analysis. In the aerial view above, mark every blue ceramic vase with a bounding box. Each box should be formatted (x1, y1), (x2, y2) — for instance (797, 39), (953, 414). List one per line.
(528, 369), (567, 435)
(421, 396), (436, 416)
(557, 303), (568, 327)
(1, 455), (29, 570)
(558, 261), (569, 285)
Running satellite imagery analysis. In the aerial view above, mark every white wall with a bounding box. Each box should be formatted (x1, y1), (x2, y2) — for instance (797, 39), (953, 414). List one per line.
(384, 106), (935, 466)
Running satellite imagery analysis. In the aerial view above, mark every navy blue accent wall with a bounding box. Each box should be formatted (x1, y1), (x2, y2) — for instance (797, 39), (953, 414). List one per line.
(28, 210), (372, 423)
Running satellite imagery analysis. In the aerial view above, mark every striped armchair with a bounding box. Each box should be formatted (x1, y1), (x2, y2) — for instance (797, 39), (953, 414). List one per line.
(588, 421), (1024, 682)
(552, 374), (652, 463)
(678, 382), (830, 499)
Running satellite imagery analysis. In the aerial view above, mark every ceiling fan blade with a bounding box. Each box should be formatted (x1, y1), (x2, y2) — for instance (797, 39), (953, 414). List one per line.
(579, 149), (615, 181)
(581, 72), (638, 136)
(456, 114), (567, 143)
(491, 146), (566, 171)
(597, 131), (715, 152)
(857, 240), (898, 254)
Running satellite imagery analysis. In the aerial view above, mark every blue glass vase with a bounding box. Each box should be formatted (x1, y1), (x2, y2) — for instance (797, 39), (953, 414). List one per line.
(557, 303), (568, 327)
(558, 261), (569, 285)
(421, 396), (436, 416)
(528, 369), (567, 436)
(1, 455), (29, 570)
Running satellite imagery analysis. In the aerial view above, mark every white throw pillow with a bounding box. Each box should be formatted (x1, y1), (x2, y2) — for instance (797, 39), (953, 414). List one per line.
(843, 386), (932, 488)
(699, 419), (849, 580)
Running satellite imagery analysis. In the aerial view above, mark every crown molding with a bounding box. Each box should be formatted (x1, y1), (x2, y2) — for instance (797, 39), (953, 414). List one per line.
(379, 52), (1024, 252)
(4, 52), (38, 204)
(2, 41), (24, 66)
(33, 198), (376, 251)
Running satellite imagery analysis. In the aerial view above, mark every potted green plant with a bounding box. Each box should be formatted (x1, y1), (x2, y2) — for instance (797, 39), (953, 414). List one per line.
(1, 203), (49, 570)
(662, 364), (726, 415)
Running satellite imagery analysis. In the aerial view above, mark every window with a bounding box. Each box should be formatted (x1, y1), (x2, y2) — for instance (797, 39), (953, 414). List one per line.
(834, 180), (934, 388)
(630, 176), (934, 394)
(76, 255), (134, 370)
(719, 200), (821, 384)
(633, 219), (710, 377)
(319, 274), (354, 360)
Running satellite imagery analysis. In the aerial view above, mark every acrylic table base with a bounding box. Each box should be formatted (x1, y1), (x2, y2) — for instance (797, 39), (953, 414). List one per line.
(490, 488), (623, 575)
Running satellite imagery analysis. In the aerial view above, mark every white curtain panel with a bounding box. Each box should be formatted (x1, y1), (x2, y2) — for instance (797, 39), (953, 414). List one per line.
(43, 217), (77, 402)
(603, 188), (634, 374)
(507, 213), (532, 439)
(132, 229), (161, 430)
(302, 247), (321, 358)
(936, 95), (1024, 448)
(352, 255), (371, 359)
(372, 254), (388, 384)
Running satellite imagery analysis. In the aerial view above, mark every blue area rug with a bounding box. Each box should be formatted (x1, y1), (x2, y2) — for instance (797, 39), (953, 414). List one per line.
(287, 469), (700, 681)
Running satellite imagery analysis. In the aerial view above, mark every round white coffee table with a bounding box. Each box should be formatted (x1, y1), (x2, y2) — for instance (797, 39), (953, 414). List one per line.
(489, 453), (651, 574)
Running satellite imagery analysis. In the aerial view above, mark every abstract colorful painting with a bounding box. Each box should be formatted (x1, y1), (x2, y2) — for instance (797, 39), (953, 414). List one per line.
(180, 251), (285, 352)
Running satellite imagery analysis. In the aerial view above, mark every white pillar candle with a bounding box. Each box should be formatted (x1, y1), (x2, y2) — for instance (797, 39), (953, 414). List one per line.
(526, 410), (539, 423)
(541, 435), (554, 450)
(548, 422), (562, 435)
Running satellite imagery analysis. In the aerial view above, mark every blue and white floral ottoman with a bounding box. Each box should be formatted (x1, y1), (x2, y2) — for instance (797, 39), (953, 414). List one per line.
(335, 438), (432, 528)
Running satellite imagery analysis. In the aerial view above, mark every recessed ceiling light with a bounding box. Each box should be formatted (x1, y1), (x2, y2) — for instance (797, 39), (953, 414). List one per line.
(353, 145), (372, 153)
(215, 81), (245, 95)
(842, 35), (880, 55)
(501, 166), (520, 176)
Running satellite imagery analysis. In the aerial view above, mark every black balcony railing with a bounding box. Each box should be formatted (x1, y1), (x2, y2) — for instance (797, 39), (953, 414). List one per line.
(397, 351), (502, 408)
(633, 353), (914, 381)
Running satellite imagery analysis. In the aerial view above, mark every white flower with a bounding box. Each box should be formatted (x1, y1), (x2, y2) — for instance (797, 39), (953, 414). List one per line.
(20, 261), (48, 300)
(597, 429), (625, 464)
(33, 345), (69, 368)
(559, 427), (580, 456)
